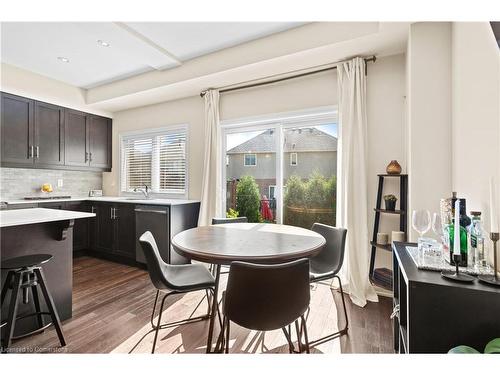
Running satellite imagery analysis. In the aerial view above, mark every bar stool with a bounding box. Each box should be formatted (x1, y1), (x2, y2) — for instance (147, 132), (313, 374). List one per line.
(1, 254), (66, 352)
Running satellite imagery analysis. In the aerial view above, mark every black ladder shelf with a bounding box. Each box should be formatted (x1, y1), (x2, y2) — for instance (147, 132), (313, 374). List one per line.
(369, 174), (408, 290)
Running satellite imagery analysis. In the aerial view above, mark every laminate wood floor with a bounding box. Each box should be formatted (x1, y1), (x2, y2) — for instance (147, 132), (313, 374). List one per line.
(11, 256), (394, 354)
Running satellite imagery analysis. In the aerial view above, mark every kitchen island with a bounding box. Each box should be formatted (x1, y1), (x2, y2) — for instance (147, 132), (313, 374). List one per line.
(1, 208), (95, 337)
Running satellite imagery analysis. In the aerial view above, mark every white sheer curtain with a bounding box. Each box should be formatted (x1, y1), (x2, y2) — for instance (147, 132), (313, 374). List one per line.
(336, 57), (378, 307)
(198, 89), (222, 226)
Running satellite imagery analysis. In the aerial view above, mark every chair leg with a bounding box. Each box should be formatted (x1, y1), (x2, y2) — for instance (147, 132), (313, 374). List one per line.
(1, 271), (14, 307)
(31, 284), (44, 331)
(281, 326), (295, 353)
(336, 276), (349, 334)
(215, 315), (226, 353)
(225, 319), (230, 354)
(301, 315), (310, 353)
(34, 268), (66, 347)
(151, 292), (169, 354)
(294, 319), (303, 353)
(150, 290), (160, 329)
(2, 272), (22, 351)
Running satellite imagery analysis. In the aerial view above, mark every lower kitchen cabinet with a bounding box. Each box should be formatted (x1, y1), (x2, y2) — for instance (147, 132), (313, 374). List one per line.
(88, 202), (136, 259)
(65, 201), (90, 251)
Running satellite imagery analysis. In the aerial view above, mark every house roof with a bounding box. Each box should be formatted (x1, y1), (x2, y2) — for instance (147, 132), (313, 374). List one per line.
(227, 128), (337, 154)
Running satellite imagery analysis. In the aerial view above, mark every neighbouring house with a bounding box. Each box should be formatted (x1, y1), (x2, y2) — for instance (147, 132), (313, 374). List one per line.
(226, 127), (337, 200)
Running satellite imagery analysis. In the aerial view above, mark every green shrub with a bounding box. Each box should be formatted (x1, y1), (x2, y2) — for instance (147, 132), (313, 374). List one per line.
(235, 175), (262, 223)
(284, 171), (336, 229)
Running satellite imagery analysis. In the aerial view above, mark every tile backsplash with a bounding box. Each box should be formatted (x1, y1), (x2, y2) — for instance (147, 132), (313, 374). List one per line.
(0, 167), (102, 200)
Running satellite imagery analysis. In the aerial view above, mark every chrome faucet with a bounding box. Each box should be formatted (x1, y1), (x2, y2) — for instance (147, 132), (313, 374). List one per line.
(134, 185), (150, 199)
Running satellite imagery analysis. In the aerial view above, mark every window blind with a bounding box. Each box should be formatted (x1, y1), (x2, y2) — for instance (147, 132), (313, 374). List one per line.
(121, 127), (187, 196)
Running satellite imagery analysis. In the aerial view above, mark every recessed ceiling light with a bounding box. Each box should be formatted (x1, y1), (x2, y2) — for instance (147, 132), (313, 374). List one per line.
(97, 40), (110, 47)
(57, 57), (70, 63)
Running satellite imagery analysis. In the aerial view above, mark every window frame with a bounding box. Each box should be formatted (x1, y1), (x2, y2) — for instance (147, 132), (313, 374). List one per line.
(290, 152), (298, 166)
(243, 153), (257, 167)
(119, 124), (189, 199)
(221, 106), (337, 223)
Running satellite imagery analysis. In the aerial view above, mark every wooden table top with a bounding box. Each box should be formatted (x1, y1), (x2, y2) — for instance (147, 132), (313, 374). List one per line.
(171, 223), (326, 265)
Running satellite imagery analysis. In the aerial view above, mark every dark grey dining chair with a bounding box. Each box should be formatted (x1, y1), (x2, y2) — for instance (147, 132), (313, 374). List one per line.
(307, 223), (348, 346)
(138, 231), (217, 353)
(211, 217), (248, 225)
(216, 258), (311, 353)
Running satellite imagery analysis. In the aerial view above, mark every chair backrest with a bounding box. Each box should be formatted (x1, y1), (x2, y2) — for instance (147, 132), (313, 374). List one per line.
(211, 217), (248, 225)
(139, 231), (173, 290)
(310, 223), (347, 275)
(224, 258), (310, 331)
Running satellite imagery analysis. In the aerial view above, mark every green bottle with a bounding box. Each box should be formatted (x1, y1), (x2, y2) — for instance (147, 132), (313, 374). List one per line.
(448, 197), (470, 267)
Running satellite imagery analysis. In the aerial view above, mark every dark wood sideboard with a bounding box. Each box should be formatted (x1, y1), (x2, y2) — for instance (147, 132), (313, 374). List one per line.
(392, 241), (500, 353)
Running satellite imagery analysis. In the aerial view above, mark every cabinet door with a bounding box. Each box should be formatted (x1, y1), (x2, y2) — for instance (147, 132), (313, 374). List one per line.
(34, 101), (65, 166)
(88, 115), (112, 170)
(94, 203), (114, 253)
(113, 204), (136, 258)
(65, 110), (89, 167)
(65, 201), (89, 251)
(38, 202), (65, 210)
(1, 92), (34, 166)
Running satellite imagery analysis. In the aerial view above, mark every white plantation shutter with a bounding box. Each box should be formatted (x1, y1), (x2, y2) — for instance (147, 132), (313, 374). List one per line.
(121, 126), (188, 196)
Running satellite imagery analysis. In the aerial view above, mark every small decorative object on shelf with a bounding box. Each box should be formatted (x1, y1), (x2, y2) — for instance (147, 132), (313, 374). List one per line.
(384, 194), (398, 211)
(392, 231), (405, 243)
(377, 232), (389, 245)
(386, 160), (402, 175)
(41, 183), (53, 193)
(478, 232), (500, 287)
(441, 200), (475, 283)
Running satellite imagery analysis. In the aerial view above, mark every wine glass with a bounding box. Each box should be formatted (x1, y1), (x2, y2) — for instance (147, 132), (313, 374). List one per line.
(412, 210), (431, 262)
(432, 213), (444, 240)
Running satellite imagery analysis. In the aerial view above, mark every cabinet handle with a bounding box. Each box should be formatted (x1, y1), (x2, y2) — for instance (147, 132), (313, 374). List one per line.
(91, 206), (95, 213)
(114, 208), (118, 219)
(28, 145), (34, 159)
(85, 152), (88, 163)
(35, 146), (39, 159)
(110, 207), (114, 219)
(89, 152), (92, 162)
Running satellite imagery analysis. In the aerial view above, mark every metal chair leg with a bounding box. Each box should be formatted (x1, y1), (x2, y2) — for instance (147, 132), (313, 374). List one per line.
(301, 315), (310, 353)
(2, 272), (22, 351)
(225, 319), (230, 354)
(151, 292), (169, 353)
(281, 326), (295, 353)
(294, 319), (303, 353)
(336, 276), (349, 333)
(34, 268), (66, 347)
(1, 271), (14, 307)
(31, 284), (44, 331)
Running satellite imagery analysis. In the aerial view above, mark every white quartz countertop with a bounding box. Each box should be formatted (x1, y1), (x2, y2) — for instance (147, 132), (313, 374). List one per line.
(2, 196), (200, 206)
(0, 208), (95, 228)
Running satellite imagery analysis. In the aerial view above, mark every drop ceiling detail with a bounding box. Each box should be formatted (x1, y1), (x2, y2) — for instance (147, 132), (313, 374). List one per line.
(0, 22), (303, 88)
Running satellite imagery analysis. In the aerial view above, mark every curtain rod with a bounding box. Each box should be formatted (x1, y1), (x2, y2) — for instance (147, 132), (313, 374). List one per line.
(200, 56), (376, 98)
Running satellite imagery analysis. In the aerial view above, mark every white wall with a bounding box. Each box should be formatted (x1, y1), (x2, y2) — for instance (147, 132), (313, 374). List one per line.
(452, 22), (500, 229)
(406, 22), (453, 240)
(0, 63), (112, 117)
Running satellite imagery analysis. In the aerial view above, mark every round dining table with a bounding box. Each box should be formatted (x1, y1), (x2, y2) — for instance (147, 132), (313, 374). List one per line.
(171, 222), (326, 353)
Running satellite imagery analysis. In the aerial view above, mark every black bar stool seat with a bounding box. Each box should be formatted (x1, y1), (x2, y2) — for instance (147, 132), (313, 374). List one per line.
(1, 254), (66, 352)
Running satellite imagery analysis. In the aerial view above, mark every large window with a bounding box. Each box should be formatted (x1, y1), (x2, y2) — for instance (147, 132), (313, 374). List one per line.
(222, 107), (337, 228)
(120, 126), (188, 197)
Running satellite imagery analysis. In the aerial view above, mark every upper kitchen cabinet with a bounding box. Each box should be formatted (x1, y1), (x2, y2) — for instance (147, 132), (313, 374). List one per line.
(34, 101), (65, 167)
(1, 92), (34, 166)
(65, 109), (89, 167)
(1, 92), (112, 172)
(88, 115), (112, 170)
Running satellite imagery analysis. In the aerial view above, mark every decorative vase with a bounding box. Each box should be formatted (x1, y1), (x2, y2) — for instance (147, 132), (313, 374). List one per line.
(386, 160), (402, 175)
(385, 199), (396, 211)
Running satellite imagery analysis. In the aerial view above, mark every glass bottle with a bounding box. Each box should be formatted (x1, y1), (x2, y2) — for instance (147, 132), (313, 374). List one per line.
(469, 211), (486, 271)
(448, 198), (470, 267)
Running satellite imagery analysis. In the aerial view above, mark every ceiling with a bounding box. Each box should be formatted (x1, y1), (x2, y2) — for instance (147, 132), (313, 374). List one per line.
(0, 22), (304, 88)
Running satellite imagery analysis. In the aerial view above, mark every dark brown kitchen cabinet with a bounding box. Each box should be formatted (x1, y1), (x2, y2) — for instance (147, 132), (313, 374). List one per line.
(1, 92), (34, 166)
(34, 101), (65, 166)
(65, 201), (90, 251)
(64, 109), (89, 167)
(88, 115), (112, 170)
(1, 91), (112, 172)
(89, 202), (135, 259)
(113, 204), (136, 258)
(93, 203), (115, 253)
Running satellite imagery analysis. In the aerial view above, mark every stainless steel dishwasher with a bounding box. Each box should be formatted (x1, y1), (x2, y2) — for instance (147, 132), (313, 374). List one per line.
(135, 205), (171, 264)
(135, 205), (191, 265)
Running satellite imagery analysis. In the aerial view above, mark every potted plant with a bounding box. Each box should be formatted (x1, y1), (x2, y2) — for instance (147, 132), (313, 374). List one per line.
(448, 338), (500, 354)
(384, 194), (398, 211)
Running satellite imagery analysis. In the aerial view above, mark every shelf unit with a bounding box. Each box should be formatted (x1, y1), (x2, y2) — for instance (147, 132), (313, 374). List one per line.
(369, 174), (408, 290)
